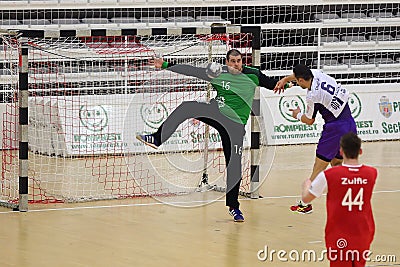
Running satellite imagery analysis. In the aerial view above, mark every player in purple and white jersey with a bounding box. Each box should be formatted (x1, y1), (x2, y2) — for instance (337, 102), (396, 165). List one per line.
(275, 64), (357, 214)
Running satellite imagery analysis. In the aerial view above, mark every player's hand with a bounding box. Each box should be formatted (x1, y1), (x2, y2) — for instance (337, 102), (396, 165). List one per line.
(274, 74), (295, 94)
(274, 79), (292, 94)
(273, 78), (286, 94)
(289, 106), (301, 119)
(150, 56), (164, 68)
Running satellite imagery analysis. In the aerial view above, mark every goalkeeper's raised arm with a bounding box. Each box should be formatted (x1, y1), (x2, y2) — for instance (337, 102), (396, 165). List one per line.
(151, 56), (213, 81)
(151, 51), (282, 92)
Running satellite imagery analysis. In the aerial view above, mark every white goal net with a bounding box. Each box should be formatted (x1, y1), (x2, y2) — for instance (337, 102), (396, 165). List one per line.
(1, 30), (258, 206)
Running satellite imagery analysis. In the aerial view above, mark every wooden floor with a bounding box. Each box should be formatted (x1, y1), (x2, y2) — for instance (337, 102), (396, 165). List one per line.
(0, 142), (399, 267)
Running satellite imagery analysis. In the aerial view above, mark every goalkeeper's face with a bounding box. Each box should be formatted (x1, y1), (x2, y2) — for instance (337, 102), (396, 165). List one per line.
(226, 55), (243, 73)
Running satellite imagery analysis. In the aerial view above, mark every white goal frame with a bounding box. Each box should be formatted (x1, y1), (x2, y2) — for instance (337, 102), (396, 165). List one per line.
(0, 25), (262, 211)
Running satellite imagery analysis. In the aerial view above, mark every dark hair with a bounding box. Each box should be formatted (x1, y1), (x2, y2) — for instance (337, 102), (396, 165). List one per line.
(293, 64), (313, 81)
(340, 132), (362, 159)
(226, 49), (242, 61)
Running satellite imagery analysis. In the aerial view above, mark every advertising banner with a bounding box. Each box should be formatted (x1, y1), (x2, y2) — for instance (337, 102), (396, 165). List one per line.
(31, 92), (251, 156)
(261, 83), (400, 145)
(3, 83), (399, 153)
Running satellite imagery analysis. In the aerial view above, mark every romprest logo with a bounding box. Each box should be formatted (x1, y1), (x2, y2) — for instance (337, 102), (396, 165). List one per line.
(348, 93), (362, 119)
(279, 95), (306, 122)
(79, 105), (108, 132)
(140, 103), (169, 129)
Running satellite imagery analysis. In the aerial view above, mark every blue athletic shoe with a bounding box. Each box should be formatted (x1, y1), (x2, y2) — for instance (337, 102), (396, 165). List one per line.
(229, 208), (244, 222)
(136, 134), (159, 149)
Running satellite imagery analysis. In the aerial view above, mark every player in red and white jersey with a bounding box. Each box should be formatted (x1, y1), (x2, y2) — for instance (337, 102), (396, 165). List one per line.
(302, 132), (377, 267)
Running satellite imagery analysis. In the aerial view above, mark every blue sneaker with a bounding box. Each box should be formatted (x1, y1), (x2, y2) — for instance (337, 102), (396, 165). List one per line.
(136, 134), (159, 149)
(229, 208), (244, 222)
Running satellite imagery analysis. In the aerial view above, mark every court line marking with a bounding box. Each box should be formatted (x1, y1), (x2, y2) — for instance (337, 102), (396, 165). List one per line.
(307, 240), (323, 244)
(0, 188), (399, 214)
(366, 264), (400, 267)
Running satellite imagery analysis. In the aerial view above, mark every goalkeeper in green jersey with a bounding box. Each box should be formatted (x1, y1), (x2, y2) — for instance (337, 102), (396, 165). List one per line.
(137, 49), (285, 222)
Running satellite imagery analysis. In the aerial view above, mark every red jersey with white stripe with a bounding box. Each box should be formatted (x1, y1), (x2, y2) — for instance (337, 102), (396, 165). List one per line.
(322, 164), (377, 250)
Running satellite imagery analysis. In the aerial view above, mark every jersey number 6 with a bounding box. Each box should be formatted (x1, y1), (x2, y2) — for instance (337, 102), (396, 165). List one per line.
(321, 82), (335, 95)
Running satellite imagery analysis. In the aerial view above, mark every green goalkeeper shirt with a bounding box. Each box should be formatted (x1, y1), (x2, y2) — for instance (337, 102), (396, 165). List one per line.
(162, 62), (278, 124)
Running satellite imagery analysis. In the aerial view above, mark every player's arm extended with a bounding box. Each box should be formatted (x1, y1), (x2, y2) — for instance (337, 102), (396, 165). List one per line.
(257, 70), (280, 90)
(273, 74), (295, 93)
(155, 59), (211, 81)
(302, 179), (317, 203)
(302, 172), (327, 203)
(256, 69), (293, 93)
(290, 107), (315, 125)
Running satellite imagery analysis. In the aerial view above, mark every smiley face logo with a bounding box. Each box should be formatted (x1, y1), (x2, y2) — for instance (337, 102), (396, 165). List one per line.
(348, 93), (362, 119)
(278, 95), (306, 122)
(140, 103), (169, 129)
(79, 105), (108, 132)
